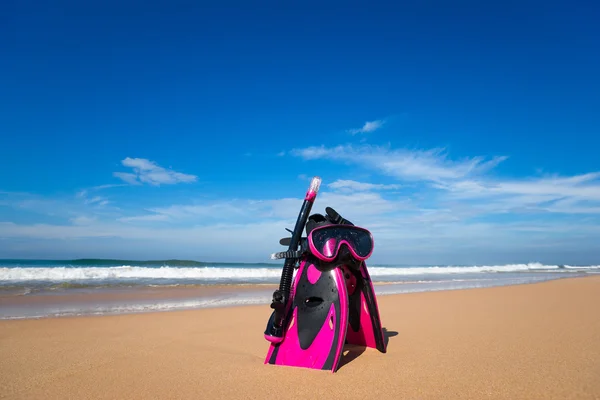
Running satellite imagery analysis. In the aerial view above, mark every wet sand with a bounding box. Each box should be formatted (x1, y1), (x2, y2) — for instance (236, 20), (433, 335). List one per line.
(1, 276), (599, 399)
(0, 283), (277, 306)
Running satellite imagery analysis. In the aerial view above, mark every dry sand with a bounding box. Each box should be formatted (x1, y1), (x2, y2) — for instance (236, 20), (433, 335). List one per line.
(1, 276), (599, 399)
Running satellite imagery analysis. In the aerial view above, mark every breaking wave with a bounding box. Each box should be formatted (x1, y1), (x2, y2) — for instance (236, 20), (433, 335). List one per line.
(1, 262), (598, 283)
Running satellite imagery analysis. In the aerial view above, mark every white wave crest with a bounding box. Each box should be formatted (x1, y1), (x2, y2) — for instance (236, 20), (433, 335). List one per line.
(369, 263), (565, 275)
(0, 263), (598, 282)
(0, 266), (283, 281)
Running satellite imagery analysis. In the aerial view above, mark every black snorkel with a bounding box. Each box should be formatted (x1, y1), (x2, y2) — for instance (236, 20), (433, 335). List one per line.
(264, 176), (322, 343)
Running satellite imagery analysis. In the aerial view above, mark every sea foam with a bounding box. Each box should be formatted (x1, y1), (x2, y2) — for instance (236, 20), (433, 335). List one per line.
(0, 263), (598, 283)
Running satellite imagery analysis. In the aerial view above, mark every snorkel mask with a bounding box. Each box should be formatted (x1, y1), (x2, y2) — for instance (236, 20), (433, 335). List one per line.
(271, 206), (374, 268)
(308, 224), (374, 263)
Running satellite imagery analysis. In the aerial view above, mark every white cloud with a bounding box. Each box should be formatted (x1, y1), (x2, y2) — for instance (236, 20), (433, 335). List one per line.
(2, 207), (599, 264)
(328, 179), (401, 192)
(347, 119), (385, 135)
(92, 183), (130, 190)
(147, 202), (252, 220)
(293, 146), (331, 160)
(2, 180), (600, 264)
(291, 143), (600, 217)
(3, 144), (600, 263)
(315, 191), (404, 221)
(118, 214), (171, 223)
(70, 216), (97, 226)
(75, 189), (110, 208)
(0, 220), (292, 261)
(116, 189), (404, 227)
(251, 191), (402, 223)
(443, 173), (600, 200)
(292, 144), (507, 183)
(439, 172), (600, 215)
(114, 157), (197, 186)
(84, 196), (105, 205)
(113, 172), (140, 185)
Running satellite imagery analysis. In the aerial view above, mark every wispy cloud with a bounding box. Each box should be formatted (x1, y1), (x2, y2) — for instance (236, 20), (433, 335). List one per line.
(84, 196), (108, 206)
(113, 172), (141, 185)
(75, 190), (110, 207)
(347, 119), (385, 135)
(92, 183), (130, 191)
(434, 172), (600, 216)
(292, 144), (507, 183)
(86, 189), (403, 229)
(113, 157), (197, 186)
(70, 216), (97, 226)
(442, 173), (600, 200)
(328, 179), (401, 192)
(118, 214), (170, 223)
(0, 190), (114, 224)
(292, 143), (600, 217)
(146, 201), (251, 221)
(2, 148), (600, 263)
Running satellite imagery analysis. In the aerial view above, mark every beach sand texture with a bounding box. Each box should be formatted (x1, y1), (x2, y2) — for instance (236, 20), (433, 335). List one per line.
(1, 276), (599, 399)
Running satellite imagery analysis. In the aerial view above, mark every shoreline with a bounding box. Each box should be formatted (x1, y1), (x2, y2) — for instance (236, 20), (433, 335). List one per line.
(0, 273), (593, 321)
(1, 275), (599, 399)
(0, 274), (596, 321)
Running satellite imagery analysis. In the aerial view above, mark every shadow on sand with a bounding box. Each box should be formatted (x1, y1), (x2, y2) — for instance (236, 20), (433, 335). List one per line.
(337, 327), (398, 370)
(383, 327), (399, 348)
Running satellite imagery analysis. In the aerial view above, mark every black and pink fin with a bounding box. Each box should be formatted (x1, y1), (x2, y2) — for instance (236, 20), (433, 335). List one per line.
(264, 258), (349, 372)
(342, 263), (387, 353)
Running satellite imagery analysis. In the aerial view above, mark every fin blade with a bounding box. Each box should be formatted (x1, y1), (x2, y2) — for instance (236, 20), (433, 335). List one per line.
(265, 259), (348, 372)
(344, 262), (387, 353)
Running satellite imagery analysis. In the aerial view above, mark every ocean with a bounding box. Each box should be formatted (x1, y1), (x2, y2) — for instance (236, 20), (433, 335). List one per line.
(1, 259), (598, 320)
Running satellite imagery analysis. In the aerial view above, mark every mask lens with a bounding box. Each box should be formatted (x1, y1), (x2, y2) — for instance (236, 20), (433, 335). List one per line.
(310, 226), (373, 260)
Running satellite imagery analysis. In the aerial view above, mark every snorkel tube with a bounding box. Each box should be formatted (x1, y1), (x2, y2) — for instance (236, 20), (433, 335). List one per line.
(264, 176), (322, 343)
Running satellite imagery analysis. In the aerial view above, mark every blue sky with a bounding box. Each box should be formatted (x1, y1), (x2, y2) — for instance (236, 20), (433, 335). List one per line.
(1, 1), (599, 264)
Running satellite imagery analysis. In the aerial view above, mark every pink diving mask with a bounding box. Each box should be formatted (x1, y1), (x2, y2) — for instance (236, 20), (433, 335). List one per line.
(307, 225), (374, 262)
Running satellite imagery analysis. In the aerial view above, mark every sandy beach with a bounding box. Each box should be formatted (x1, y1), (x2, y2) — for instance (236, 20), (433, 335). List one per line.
(1, 276), (599, 399)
